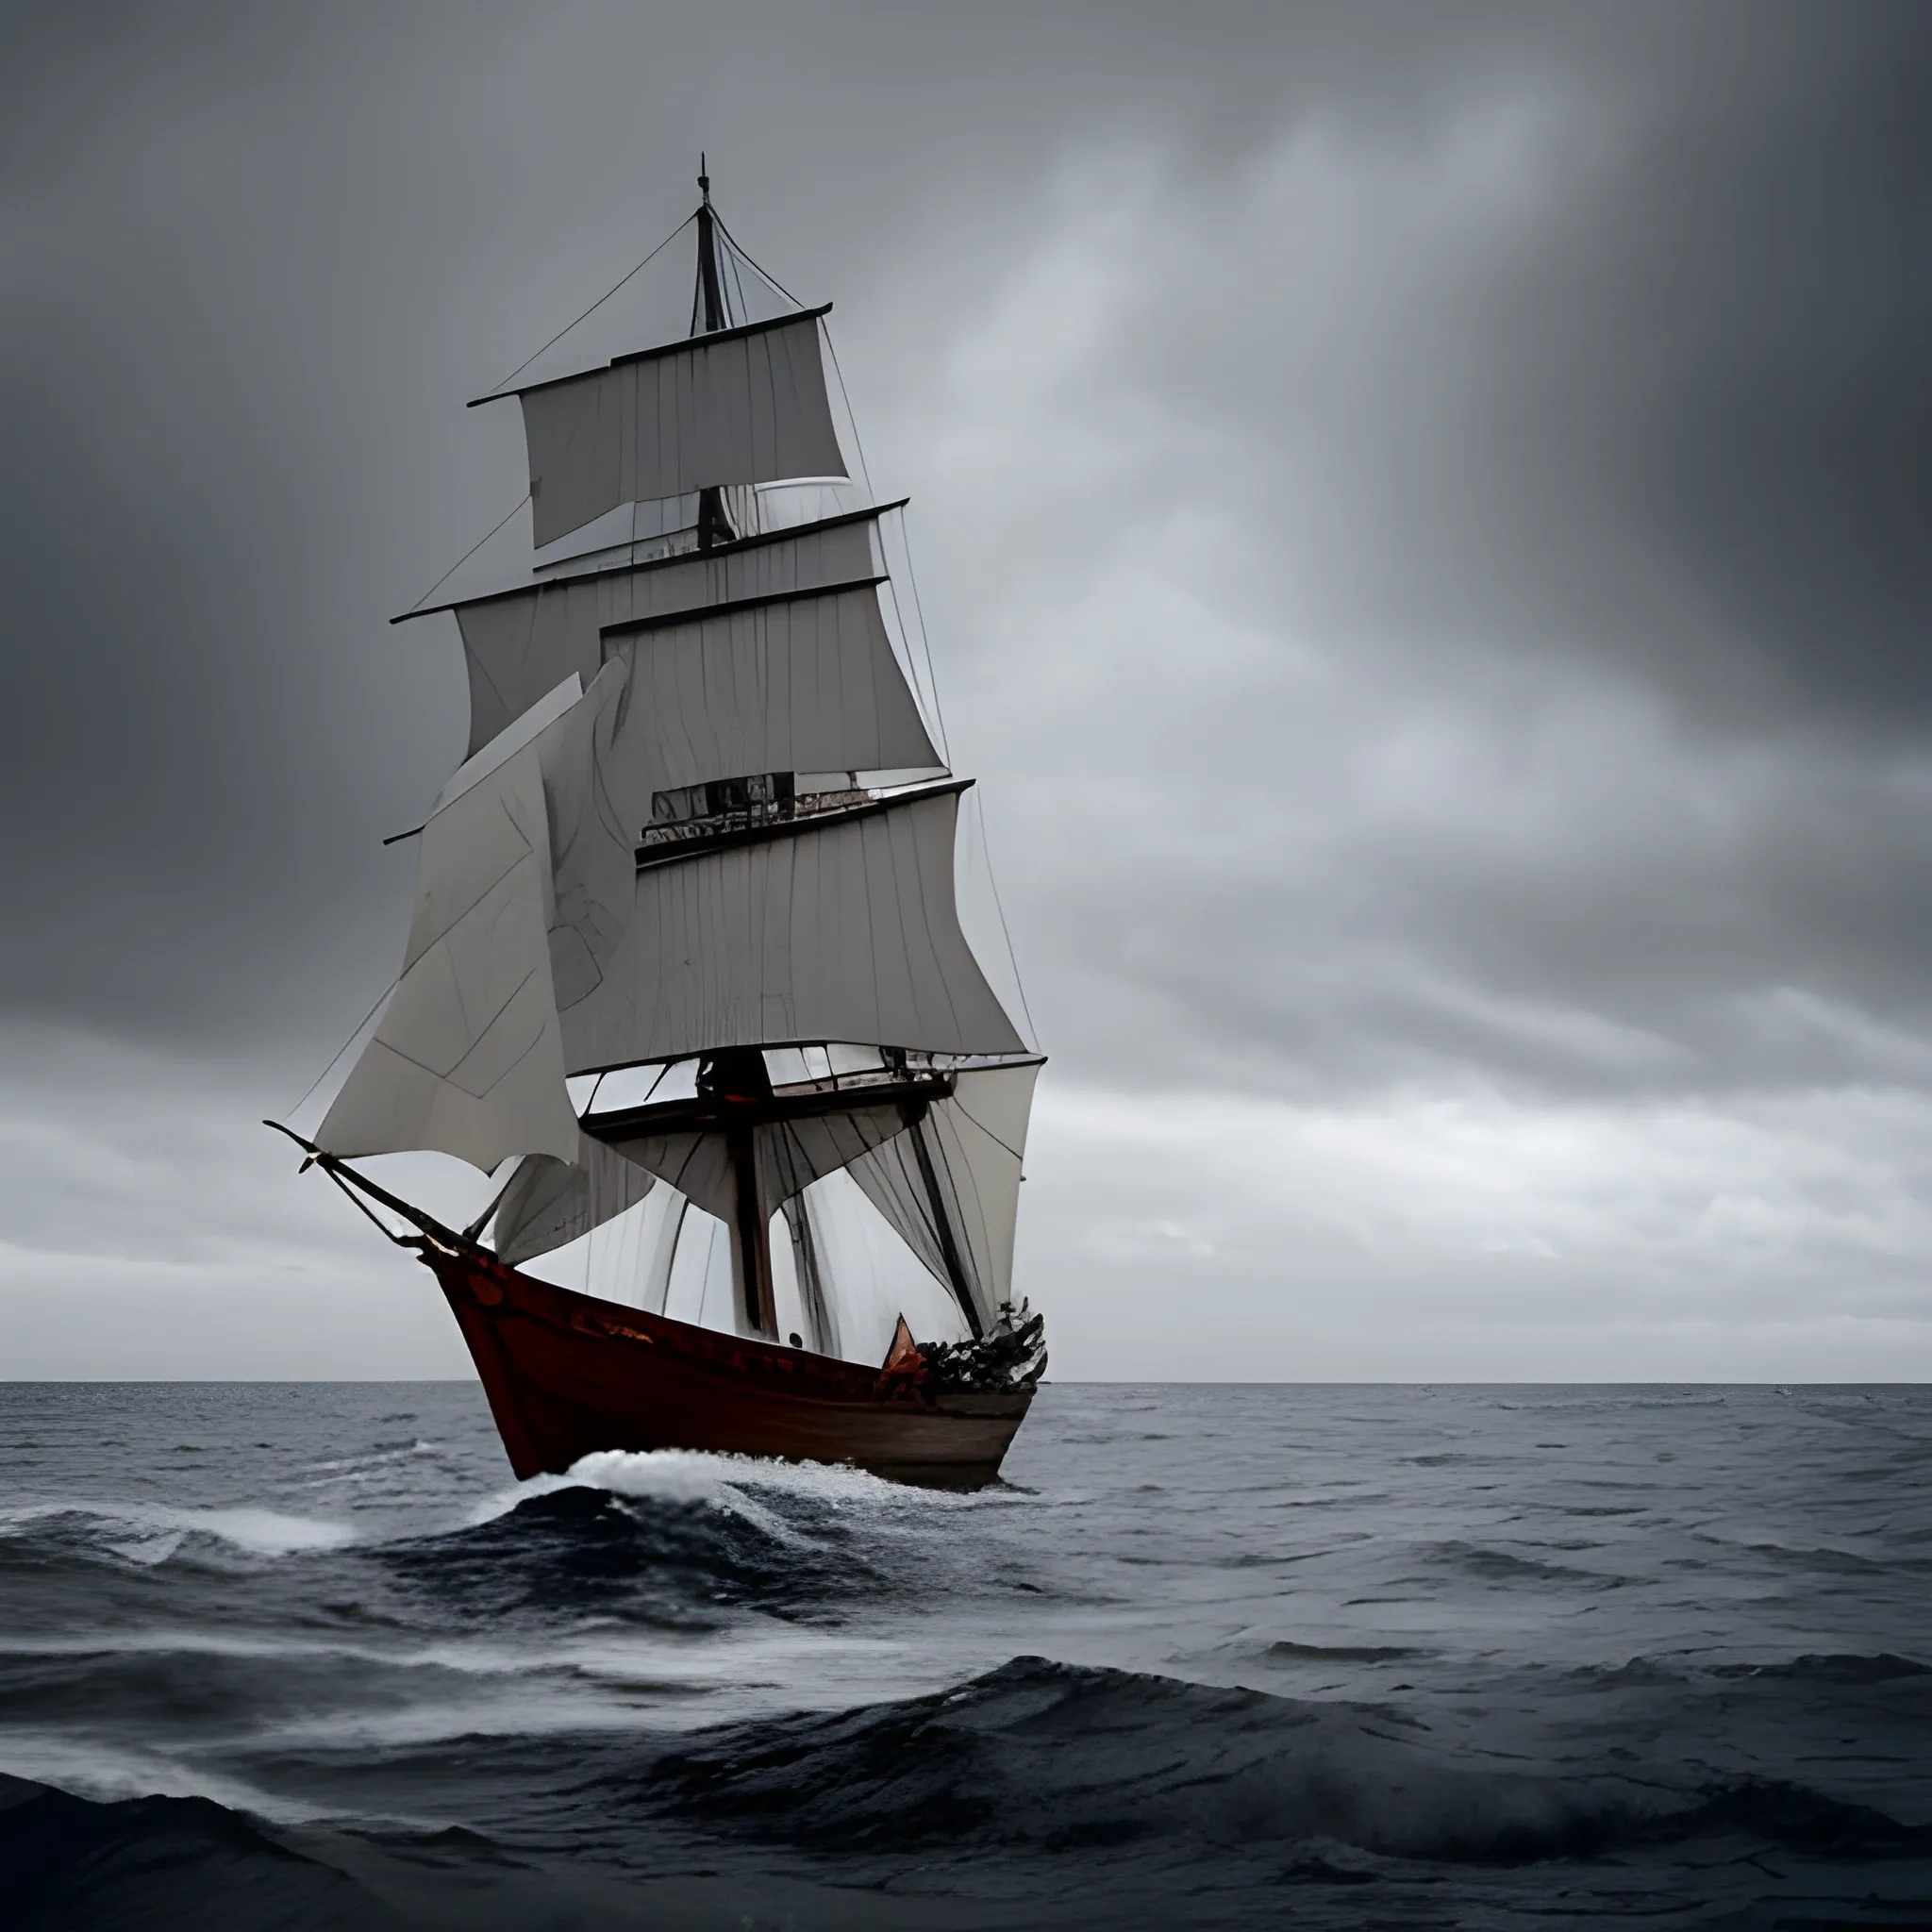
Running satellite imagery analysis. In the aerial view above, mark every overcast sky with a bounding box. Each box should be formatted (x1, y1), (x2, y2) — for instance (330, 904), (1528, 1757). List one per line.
(2, 1), (1927, 1378)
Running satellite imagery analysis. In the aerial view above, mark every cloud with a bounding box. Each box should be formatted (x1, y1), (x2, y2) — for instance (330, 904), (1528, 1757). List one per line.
(0, 1025), (469, 1377)
(1021, 1079), (1932, 1379)
(1, 4), (1927, 1374)
(873, 33), (1932, 1109)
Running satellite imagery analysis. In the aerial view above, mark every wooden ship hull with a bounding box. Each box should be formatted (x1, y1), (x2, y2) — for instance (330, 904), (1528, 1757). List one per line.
(425, 1241), (1034, 1489)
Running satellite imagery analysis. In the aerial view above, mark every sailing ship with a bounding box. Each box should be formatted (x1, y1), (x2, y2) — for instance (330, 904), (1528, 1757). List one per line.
(275, 170), (1045, 1490)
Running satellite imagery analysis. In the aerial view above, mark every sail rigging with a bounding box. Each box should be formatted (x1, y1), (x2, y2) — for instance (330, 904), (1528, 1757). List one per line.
(313, 170), (1038, 1360)
(409, 505), (903, 759)
(844, 1058), (1042, 1336)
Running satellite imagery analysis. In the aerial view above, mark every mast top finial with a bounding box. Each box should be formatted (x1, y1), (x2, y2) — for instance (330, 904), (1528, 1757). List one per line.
(698, 153), (710, 203)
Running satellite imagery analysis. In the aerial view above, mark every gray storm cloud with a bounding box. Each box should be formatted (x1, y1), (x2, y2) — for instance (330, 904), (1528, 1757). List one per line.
(0, 3), (1926, 1376)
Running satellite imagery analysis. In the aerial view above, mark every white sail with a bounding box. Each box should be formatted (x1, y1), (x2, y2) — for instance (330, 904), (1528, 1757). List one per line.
(591, 1100), (913, 1227)
(316, 722), (581, 1174)
(515, 310), (846, 547)
(559, 786), (1026, 1074)
(454, 513), (883, 757)
(780, 1192), (838, 1356)
(602, 584), (941, 796)
(846, 1059), (1041, 1334)
(538, 626), (946, 1031)
(492, 1132), (657, 1267)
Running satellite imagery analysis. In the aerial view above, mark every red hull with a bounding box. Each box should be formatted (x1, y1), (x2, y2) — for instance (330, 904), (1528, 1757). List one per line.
(425, 1246), (1033, 1489)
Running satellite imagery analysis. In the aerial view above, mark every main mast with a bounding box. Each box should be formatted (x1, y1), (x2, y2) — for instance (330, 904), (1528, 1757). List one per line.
(693, 162), (770, 1337)
(692, 160), (738, 554)
(700, 1047), (780, 1339)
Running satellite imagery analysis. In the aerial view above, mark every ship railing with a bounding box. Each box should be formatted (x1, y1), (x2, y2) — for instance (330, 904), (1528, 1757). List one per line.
(767, 1059), (955, 1105)
(636, 785), (868, 852)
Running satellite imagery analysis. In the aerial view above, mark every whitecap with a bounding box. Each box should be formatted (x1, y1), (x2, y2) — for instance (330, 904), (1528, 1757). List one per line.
(0, 1500), (354, 1560)
(462, 1446), (931, 1544)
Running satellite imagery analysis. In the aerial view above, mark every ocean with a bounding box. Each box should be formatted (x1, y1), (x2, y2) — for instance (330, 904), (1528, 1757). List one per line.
(0, 1381), (1926, 1929)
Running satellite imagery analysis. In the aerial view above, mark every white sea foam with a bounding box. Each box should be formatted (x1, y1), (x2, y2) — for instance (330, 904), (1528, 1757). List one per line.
(463, 1445), (935, 1543)
(0, 1500), (355, 1561)
(295, 1441), (441, 1484)
(180, 1506), (356, 1554)
(0, 1730), (345, 1824)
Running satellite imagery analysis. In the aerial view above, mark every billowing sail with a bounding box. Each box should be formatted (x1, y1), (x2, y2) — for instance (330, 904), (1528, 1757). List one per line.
(536, 619), (946, 1028)
(316, 719), (581, 1174)
(591, 1100), (911, 1226)
(781, 1192), (838, 1357)
(846, 1059), (1041, 1334)
(508, 309), (846, 547)
(602, 583), (941, 795)
(493, 1131), (657, 1266)
(559, 784), (1026, 1073)
(451, 510), (887, 757)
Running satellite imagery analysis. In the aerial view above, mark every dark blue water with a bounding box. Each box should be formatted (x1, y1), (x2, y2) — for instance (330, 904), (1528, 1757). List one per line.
(1, 1383), (1927, 1928)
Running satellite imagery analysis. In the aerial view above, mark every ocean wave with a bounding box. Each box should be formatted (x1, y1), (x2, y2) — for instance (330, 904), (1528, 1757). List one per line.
(1261, 1640), (1424, 1663)
(0, 1768), (901, 1932)
(0, 1635), (583, 1746)
(0, 1502), (354, 1570)
(1708, 1651), (1932, 1685)
(356, 1446), (1034, 1625)
(1422, 1540), (1613, 1586)
(373, 1480), (880, 1624)
(0, 1772), (393, 1931)
(641, 1656), (1932, 1867)
(0, 1447), (989, 1612)
(1566, 1655), (1692, 1688)
(1491, 1390), (1736, 1412)
(472, 1444), (985, 1528)
(0, 1450), (1034, 1646)
(1692, 1529), (1923, 1575)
